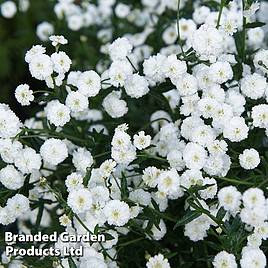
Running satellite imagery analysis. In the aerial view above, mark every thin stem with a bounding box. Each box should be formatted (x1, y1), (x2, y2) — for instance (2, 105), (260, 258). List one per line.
(118, 237), (144, 247)
(216, 0), (225, 28)
(94, 151), (111, 158)
(241, 0), (247, 62)
(216, 176), (254, 186)
(176, 0), (185, 57)
(33, 90), (51, 94)
(126, 56), (138, 73)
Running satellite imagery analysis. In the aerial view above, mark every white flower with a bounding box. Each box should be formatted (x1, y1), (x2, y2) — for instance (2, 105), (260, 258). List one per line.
(25, 45), (46, 63)
(220, 17), (238, 36)
(0, 165), (24, 190)
(102, 91), (128, 118)
(129, 189), (151, 206)
(240, 206), (267, 227)
(242, 188), (265, 209)
(146, 253), (170, 268)
(213, 251), (237, 268)
(209, 61), (233, 84)
(167, 150), (185, 171)
(162, 24), (177, 45)
(254, 49), (268, 74)
(40, 138), (68, 165)
(225, 89), (245, 116)
(133, 131), (151, 150)
(65, 91), (89, 113)
(15, 84), (34, 106)
(45, 100), (70, 127)
(207, 140), (228, 155)
(198, 97), (218, 119)
(14, 147), (42, 174)
(180, 94), (200, 116)
(179, 18), (197, 40)
(184, 215), (210, 241)
(6, 194), (30, 218)
(191, 24), (223, 61)
(115, 3), (130, 18)
(99, 159), (116, 178)
(103, 200), (130, 226)
(67, 188), (93, 214)
(59, 214), (71, 227)
(67, 14), (83, 31)
(175, 73), (198, 96)
(240, 73), (267, 100)
(223, 116), (249, 142)
(72, 148), (93, 173)
(163, 54), (187, 80)
(193, 6), (210, 24)
(248, 28), (264, 47)
(142, 166), (161, 188)
(183, 142), (207, 170)
(90, 186), (110, 206)
(157, 169), (181, 197)
(65, 172), (84, 192)
(192, 125), (216, 147)
(1, 1), (17, 19)
(29, 54), (53, 80)
(49, 35), (68, 47)
(109, 60), (133, 87)
(0, 105), (21, 138)
(0, 207), (16, 225)
(0, 138), (22, 164)
(124, 74), (149, 98)
(36, 21), (54, 41)
(243, 2), (260, 19)
(240, 248), (266, 268)
(67, 71), (82, 87)
(109, 37), (133, 61)
(143, 54), (166, 84)
(247, 233), (262, 248)
(51, 51), (71, 74)
(255, 223), (268, 240)
(77, 71), (101, 97)
(252, 104), (268, 128)
(217, 186), (241, 213)
(239, 149), (260, 170)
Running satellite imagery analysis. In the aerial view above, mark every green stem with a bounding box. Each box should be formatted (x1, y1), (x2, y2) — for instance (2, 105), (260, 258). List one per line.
(216, 176), (254, 186)
(126, 56), (138, 73)
(241, 0), (246, 62)
(33, 90), (51, 94)
(176, 0), (186, 57)
(216, 0), (225, 28)
(119, 237), (144, 247)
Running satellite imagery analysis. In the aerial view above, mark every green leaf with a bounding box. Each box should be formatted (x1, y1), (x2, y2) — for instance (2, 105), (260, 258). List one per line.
(68, 257), (77, 268)
(173, 210), (202, 230)
(245, 22), (266, 29)
(34, 203), (44, 233)
(216, 207), (226, 221)
(234, 31), (245, 60)
(120, 172), (129, 199)
(151, 198), (160, 211)
(94, 224), (99, 235)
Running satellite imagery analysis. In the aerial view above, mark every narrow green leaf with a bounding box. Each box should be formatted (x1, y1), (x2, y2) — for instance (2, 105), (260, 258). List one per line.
(216, 207), (226, 221)
(173, 210), (202, 230)
(68, 257), (77, 268)
(245, 22), (266, 29)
